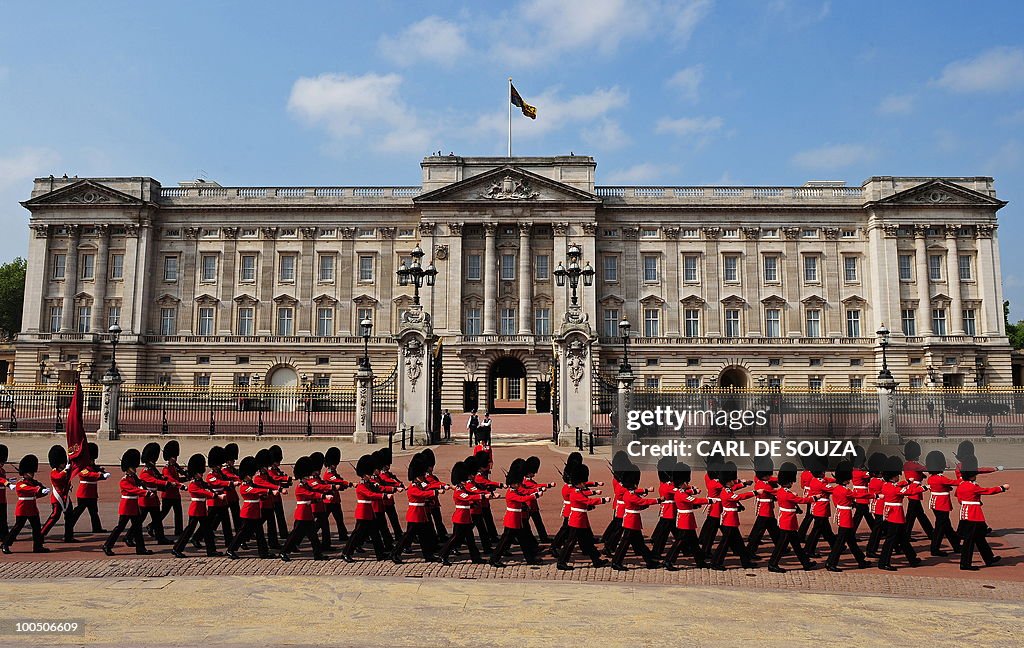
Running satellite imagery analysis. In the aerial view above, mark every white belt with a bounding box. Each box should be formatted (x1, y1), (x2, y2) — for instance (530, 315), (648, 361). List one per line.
(356, 499), (372, 504)
(624, 509), (643, 514)
(708, 497), (721, 502)
(883, 502), (901, 507)
(121, 495), (138, 500)
(563, 500), (571, 505)
(455, 505), (472, 510)
(779, 507), (796, 513)
(408, 502), (426, 507)
(932, 492), (951, 496)
(852, 485), (869, 490)
(243, 499), (261, 504)
(960, 501), (981, 505)
(570, 507), (589, 513)
(836, 505), (853, 510)
(17, 497), (35, 501)
(615, 500), (624, 505)
(80, 480), (97, 485)
(506, 507), (523, 513)
(756, 498), (773, 503)
(295, 500), (312, 505)
(190, 498), (207, 502)
(722, 507), (738, 512)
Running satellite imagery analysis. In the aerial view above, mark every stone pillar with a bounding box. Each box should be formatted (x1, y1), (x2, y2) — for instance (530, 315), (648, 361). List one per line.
(353, 365), (375, 444)
(876, 376), (899, 444)
(90, 225), (111, 332)
(944, 225), (964, 334)
(98, 370), (123, 440)
(518, 222), (532, 334)
(914, 226), (932, 336)
(60, 225), (81, 332)
(483, 223), (497, 335)
(554, 307), (595, 445)
(395, 306), (436, 445)
(616, 368), (635, 442)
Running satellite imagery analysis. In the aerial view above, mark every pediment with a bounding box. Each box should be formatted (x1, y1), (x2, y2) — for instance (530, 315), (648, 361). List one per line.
(639, 294), (665, 306)
(352, 293), (379, 306)
(73, 291), (93, 303)
(414, 166), (599, 204)
(930, 293), (952, 304)
(680, 294), (706, 307)
(392, 294), (416, 307)
(720, 294), (747, 307)
(155, 293), (180, 306)
(599, 293), (625, 306)
(22, 180), (145, 208)
(871, 179), (1005, 209)
(233, 293), (259, 305)
(801, 294), (827, 307)
(761, 294), (787, 308)
(312, 293), (338, 306)
(272, 293), (298, 305)
(194, 293), (220, 305)
(841, 294), (867, 306)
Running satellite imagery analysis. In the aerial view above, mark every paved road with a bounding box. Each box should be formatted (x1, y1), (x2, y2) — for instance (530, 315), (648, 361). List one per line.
(0, 574), (1021, 647)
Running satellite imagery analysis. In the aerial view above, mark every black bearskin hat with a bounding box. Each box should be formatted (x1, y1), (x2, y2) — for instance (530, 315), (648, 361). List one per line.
(208, 446), (225, 467)
(225, 443), (239, 462)
(408, 455), (426, 482)
(474, 450), (491, 470)
(867, 452), (887, 474)
(141, 442), (161, 464)
(0, 443), (7, 463)
(293, 456), (310, 480)
(380, 447), (393, 466)
(451, 461), (468, 485)
(356, 454), (375, 478)
(567, 451), (583, 466)
(753, 456), (774, 478)
(853, 445), (867, 468)
(187, 453), (207, 477)
(925, 450), (947, 473)
(575, 463), (590, 484)
(120, 449), (141, 472)
(309, 452), (325, 474)
(959, 454), (980, 478)
(833, 460), (853, 484)
(904, 441), (921, 461)
(48, 444), (68, 469)
(706, 453), (726, 480)
(18, 454), (39, 475)
(955, 440), (976, 460)
(238, 456), (258, 479)
(421, 448), (436, 468)
(619, 468), (641, 490)
(777, 462), (798, 485)
(883, 455), (904, 479)
(525, 456), (541, 475)
(720, 461), (739, 484)
(87, 442), (99, 461)
(657, 456), (676, 482)
(162, 440), (180, 462)
(255, 449), (271, 470)
(672, 461), (692, 487)
(325, 446), (341, 467)
(270, 444), (284, 464)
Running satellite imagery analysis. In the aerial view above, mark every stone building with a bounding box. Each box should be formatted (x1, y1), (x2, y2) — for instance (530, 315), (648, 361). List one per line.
(14, 155), (1011, 412)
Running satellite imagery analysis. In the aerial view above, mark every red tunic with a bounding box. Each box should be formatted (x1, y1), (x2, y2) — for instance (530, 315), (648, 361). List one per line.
(567, 488), (603, 529)
(903, 460), (926, 501)
(808, 476), (837, 517)
(621, 488), (658, 531)
(704, 474), (724, 518)
(187, 481), (215, 517)
(404, 482), (434, 523)
(473, 473), (500, 512)
(851, 468), (871, 505)
(49, 467), (71, 508)
(830, 484), (856, 529)
(612, 478), (625, 519)
(753, 478), (777, 518)
(161, 463), (186, 501)
(253, 472), (280, 510)
(880, 481), (925, 524)
(293, 480), (329, 522)
(869, 477), (886, 516)
(452, 485), (483, 525)
(954, 463), (997, 480)
(379, 470), (404, 511)
(673, 488), (708, 531)
(75, 465), (107, 499)
(927, 474), (961, 512)
(13, 479), (46, 517)
(205, 470), (234, 508)
(658, 481), (677, 519)
(955, 481), (1005, 522)
(502, 488), (535, 529)
(138, 466), (170, 510)
(268, 466), (292, 504)
(775, 488), (813, 532)
(353, 481), (384, 521)
(239, 482), (273, 520)
(306, 477), (333, 514)
(720, 487), (754, 527)
(219, 466), (241, 505)
(0, 466), (7, 505)
(117, 474), (148, 516)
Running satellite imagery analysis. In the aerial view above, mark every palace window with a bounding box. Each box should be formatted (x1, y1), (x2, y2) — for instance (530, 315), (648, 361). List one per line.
(160, 308), (176, 335)
(201, 255), (217, 283)
(535, 255), (549, 280)
(603, 256), (618, 282)
(500, 254), (515, 281)
(902, 309), (916, 336)
(603, 309), (619, 338)
(846, 309), (861, 338)
(641, 228), (659, 238)
(76, 306), (91, 333)
(844, 256), (858, 282)
(723, 255), (739, 282)
(107, 306), (121, 329)
(279, 255), (296, 282)
(51, 254), (66, 280)
(805, 309), (821, 337)
(277, 307), (294, 336)
(240, 255), (257, 282)
(899, 254), (913, 281)
(724, 309), (741, 338)
(842, 229), (856, 238)
(110, 253), (124, 280)
(643, 256), (658, 282)
(686, 377), (701, 389)
(317, 308), (334, 337)
(499, 308), (516, 335)
(358, 256), (374, 282)
(962, 309), (976, 336)
(763, 255), (778, 283)
(48, 305), (62, 332)
(643, 308), (660, 337)
(850, 377), (863, 389)
(534, 308), (551, 336)
(465, 308), (481, 335)
(958, 255), (973, 281)
(764, 309), (781, 338)
(683, 255), (699, 282)
(932, 308), (947, 335)
(467, 254), (481, 281)
(928, 255), (943, 281)
(198, 307), (215, 336)
(237, 307), (254, 336)
(645, 377), (661, 389)
(802, 229), (817, 238)
(318, 255), (335, 282)
(809, 377), (823, 390)
(80, 253), (95, 280)
(684, 309), (700, 338)
(194, 373), (211, 387)
(163, 256), (178, 282)
(803, 255), (819, 282)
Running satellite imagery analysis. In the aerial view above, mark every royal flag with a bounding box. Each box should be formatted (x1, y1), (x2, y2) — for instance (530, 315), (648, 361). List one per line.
(65, 380), (88, 473)
(510, 83), (537, 119)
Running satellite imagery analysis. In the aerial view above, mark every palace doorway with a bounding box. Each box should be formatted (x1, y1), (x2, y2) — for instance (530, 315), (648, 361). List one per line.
(719, 366), (750, 389)
(489, 356), (527, 413)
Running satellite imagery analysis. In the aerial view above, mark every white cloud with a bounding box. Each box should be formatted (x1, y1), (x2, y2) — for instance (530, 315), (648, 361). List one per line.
(378, 16), (470, 67)
(0, 148), (61, 192)
(666, 64), (704, 101)
(604, 162), (678, 184)
(876, 93), (914, 115)
(655, 115), (723, 137)
(791, 143), (876, 170)
(582, 118), (631, 150)
(469, 86), (629, 140)
(669, 0), (714, 45)
(934, 46), (1024, 93)
(286, 72), (431, 153)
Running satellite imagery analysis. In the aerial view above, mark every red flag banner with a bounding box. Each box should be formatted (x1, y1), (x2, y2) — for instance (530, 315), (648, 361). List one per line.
(66, 380), (88, 473)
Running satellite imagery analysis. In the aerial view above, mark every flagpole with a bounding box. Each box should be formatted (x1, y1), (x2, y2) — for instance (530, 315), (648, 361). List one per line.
(507, 77), (512, 157)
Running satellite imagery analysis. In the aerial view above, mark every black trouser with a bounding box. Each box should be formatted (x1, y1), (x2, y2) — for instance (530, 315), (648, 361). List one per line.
(443, 424), (451, 440)
(931, 509), (961, 553)
(159, 498), (184, 536)
(273, 499), (289, 537)
(527, 509), (549, 542)
(283, 519), (324, 557)
(0, 503), (7, 538)
(228, 500), (242, 533)
(429, 505), (447, 540)
(746, 516), (780, 557)
(4, 515), (43, 550)
(472, 514), (493, 551)
(804, 516), (836, 556)
(490, 527), (538, 564)
(905, 499), (934, 540)
(344, 519), (386, 560)
(698, 515), (719, 555)
(209, 506), (234, 547)
(826, 526), (866, 568)
(40, 501), (66, 538)
(173, 516), (218, 556)
(551, 518), (570, 553)
(612, 528), (655, 566)
(768, 529), (813, 569)
(650, 518), (680, 561)
(373, 512), (394, 551)
(65, 497), (104, 539)
(392, 521), (438, 561)
(104, 514), (147, 553)
(384, 504), (404, 538)
(261, 508), (282, 549)
(142, 506), (168, 542)
(481, 506), (498, 543)
(557, 526), (603, 566)
(327, 500), (349, 542)
(711, 525), (752, 567)
(852, 502), (876, 536)
(878, 521), (918, 568)
(866, 513), (885, 554)
(665, 528), (707, 567)
(797, 508), (814, 542)
(229, 518), (269, 556)
(315, 510), (332, 550)
(440, 522), (483, 563)
(601, 516), (622, 547)
(960, 520), (995, 568)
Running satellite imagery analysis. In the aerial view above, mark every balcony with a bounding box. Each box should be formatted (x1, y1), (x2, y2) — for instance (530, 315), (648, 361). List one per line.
(157, 186), (422, 204)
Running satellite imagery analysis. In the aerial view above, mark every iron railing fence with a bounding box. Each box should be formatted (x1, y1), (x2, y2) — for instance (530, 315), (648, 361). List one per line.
(0, 384), (103, 433)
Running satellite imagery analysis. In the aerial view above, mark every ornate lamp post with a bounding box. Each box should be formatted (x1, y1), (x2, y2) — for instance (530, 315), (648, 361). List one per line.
(107, 324), (122, 380)
(876, 323), (893, 381)
(396, 245), (437, 307)
(360, 317), (373, 369)
(618, 318), (632, 373)
(553, 243), (595, 310)
(301, 373), (313, 436)
(252, 373), (264, 437)
(38, 361), (48, 384)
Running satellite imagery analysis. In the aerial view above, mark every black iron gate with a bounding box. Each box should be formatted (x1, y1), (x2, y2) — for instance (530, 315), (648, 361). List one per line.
(373, 364), (398, 436)
(430, 339), (444, 443)
(592, 364), (617, 440)
(551, 362), (559, 443)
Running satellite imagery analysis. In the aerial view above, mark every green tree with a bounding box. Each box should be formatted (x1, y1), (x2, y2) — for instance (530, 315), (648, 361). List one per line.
(0, 257), (27, 339)
(1005, 301), (1024, 349)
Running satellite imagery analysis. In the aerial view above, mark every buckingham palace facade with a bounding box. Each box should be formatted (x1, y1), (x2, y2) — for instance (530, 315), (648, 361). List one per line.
(14, 155), (1012, 412)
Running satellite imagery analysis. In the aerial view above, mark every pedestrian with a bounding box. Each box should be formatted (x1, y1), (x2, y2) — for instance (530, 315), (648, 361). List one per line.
(280, 456), (332, 561)
(40, 445), (71, 539)
(227, 456), (276, 559)
(766, 462), (816, 573)
(610, 464), (659, 571)
(555, 462), (610, 570)
(824, 461), (871, 572)
(925, 450), (961, 556)
(159, 440), (188, 537)
(442, 409), (452, 440)
(467, 409), (480, 444)
(479, 412), (493, 444)
(663, 461), (709, 570)
(63, 443), (110, 541)
(877, 455), (924, 572)
(439, 461), (492, 565)
(171, 453), (222, 558)
(1, 454), (50, 554)
(101, 449), (152, 556)
(956, 455), (1009, 571)
(710, 462), (756, 570)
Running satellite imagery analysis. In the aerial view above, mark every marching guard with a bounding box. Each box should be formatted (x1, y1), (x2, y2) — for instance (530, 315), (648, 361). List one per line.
(649, 456), (680, 562)
(925, 450), (962, 556)
(101, 449), (152, 556)
(438, 461), (492, 565)
(227, 456), (278, 559)
(40, 445), (71, 539)
(341, 454), (391, 562)
(488, 461), (543, 568)
(956, 455), (1010, 570)
(709, 461), (756, 570)
(877, 455), (924, 571)
(823, 461), (871, 572)
(280, 456), (332, 561)
(663, 461), (708, 570)
(391, 454), (444, 563)
(321, 447), (352, 544)
(63, 443), (109, 541)
(745, 456), (780, 559)
(766, 462), (816, 573)
(171, 453), (222, 558)
(160, 440), (188, 537)
(902, 441), (934, 541)
(610, 464), (660, 571)
(2, 454), (50, 553)
(555, 462), (609, 570)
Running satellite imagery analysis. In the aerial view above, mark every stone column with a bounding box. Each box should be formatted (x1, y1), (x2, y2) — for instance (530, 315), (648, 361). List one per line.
(90, 225), (110, 332)
(518, 221), (532, 334)
(975, 225), (998, 335)
(876, 376), (899, 445)
(353, 365), (375, 444)
(914, 226), (933, 335)
(616, 368), (635, 442)
(483, 223), (498, 335)
(60, 225), (81, 332)
(98, 370), (123, 440)
(554, 309), (595, 445)
(944, 225), (964, 334)
(395, 306), (436, 445)
(24, 224), (50, 333)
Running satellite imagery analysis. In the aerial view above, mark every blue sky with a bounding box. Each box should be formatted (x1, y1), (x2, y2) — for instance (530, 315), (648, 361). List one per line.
(2, 1), (1023, 315)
